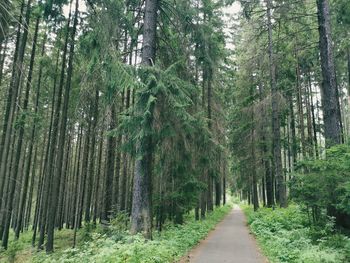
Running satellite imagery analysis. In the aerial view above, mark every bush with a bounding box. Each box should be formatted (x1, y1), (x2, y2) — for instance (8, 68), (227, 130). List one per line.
(33, 204), (232, 263)
(242, 205), (350, 263)
(290, 144), (350, 227)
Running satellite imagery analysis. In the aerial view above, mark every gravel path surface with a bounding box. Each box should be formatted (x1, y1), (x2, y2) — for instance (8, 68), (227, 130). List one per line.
(186, 205), (267, 263)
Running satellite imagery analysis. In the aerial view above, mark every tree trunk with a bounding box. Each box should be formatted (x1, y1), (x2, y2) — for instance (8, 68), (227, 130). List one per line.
(102, 104), (116, 221)
(347, 48), (350, 98)
(0, 0), (25, 211)
(266, 0), (286, 208)
(1, 0), (33, 248)
(45, 0), (77, 252)
(130, 0), (158, 239)
(296, 61), (306, 158)
(207, 68), (214, 212)
(120, 89), (130, 211)
(84, 87), (99, 222)
(0, 38), (8, 86)
(93, 130), (104, 224)
(252, 133), (259, 211)
(308, 74), (319, 158)
(316, 0), (342, 147)
(15, 15), (41, 240)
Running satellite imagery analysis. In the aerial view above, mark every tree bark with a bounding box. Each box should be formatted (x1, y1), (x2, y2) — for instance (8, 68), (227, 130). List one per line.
(296, 61), (306, 158)
(316, 0), (342, 147)
(46, 0), (79, 252)
(102, 104), (116, 221)
(1, 0), (33, 248)
(0, 0), (25, 211)
(84, 87), (99, 222)
(130, 0), (158, 239)
(266, 0), (286, 208)
(15, 15), (41, 240)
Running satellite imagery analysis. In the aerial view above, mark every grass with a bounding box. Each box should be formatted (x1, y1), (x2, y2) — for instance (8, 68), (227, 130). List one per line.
(0, 227), (87, 263)
(242, 204), (350, 263)
(0, 203), (232, 263)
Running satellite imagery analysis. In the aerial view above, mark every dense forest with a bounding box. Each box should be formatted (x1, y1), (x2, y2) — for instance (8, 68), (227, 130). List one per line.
(0, 0), (349, 262)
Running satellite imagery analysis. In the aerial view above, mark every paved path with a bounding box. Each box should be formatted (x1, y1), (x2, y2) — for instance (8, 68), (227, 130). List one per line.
(186, 205), (266, 263)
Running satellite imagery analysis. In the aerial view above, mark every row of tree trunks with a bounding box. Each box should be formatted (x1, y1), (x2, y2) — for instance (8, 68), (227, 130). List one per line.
(1, 0), (33, 249)
(0, 0), (229, 252)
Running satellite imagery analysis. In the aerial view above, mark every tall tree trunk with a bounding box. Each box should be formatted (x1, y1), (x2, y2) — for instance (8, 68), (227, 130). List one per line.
(251, 127), (259, 211)
(258, 82), (274, 207)
(296, 61), (306, 158)
(289, 95), (298, 166)
(46, 0), (79, 252)
(266, 0), (286, 207)
(93, 130), (104, 224)
(28, 34), (47, 235)
(25, 145), (38, 229)
(207, 68), (213, 212)
(130, 0), (158, 239)
(223, 163), (226, 205)
(57, 130), (72, 229)
(308, 73), (319, 158)
(84, 87), (99, 222)
(0, 0), (25, 210)
(77, 122), (91, 227)
(347, 48), (350, 98)
(1, 0), (33, 248)
(120, 89), (130, 211)
(15, 15), (41, 240)
(0, 38), (8, 86)
(102, 104), (116, 221)
(305, 73), (315, 157)
(316, 0), (342, 147)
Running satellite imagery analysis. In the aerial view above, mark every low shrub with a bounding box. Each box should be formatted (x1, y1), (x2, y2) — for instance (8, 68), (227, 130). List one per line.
(33, 204), (232, 263)
(242, 205), (350, 263)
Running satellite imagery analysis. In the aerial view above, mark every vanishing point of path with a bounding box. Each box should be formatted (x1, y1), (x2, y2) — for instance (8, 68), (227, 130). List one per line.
(186, 205), (267, 263)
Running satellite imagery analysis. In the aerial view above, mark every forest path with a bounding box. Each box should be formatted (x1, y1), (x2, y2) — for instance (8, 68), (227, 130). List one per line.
(185, 205), (267, 263)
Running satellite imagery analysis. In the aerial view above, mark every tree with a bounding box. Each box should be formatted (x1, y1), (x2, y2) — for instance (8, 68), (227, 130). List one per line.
(316, 0), (342, 147)
(266, 0), (286, 207)
(130, 0), (159, 239)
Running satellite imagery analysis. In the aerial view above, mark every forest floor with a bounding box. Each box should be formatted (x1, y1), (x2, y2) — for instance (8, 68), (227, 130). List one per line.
(183, 205), (267, 263)
(1, 205), (234, 262)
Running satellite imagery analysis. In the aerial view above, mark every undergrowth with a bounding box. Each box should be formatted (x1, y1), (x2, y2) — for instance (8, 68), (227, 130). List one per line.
(32, 204), (232, 263)
(242, 205), (350, 263)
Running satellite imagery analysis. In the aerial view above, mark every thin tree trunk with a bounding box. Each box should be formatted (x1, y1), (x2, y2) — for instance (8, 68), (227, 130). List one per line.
(1, 0), (33, 248)
(46, 0), (78, 252)
(25, 145), (38, 230)
(0, 38), (8, 86)
(207, 68), (214, 212)
(102, 104), (116, 221)
(120, 89), (130, 211)
(308, 74), (319, 158)
(223, 163), (226, 205)
(296, 61), (306, 158)
(15, 15), (41, 240)
(84, 87), (99, 222)
(347, 48), (350, 98)
(0, 0), (25, 211)
(38, 3), (72, 251)
(93, 130), (104, 224)
(266, 0), (286, 207)
(252, 128), (259, 211)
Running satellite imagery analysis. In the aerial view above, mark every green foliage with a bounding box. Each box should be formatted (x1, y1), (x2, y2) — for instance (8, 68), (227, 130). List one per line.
(243, 205), (350, 263)
(33, 205), (232, 263)
(0, 233), (32, 263)
(117, 62), (215, 223)
(3, 240), (21, 263)
(291, 144), (350, 224)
